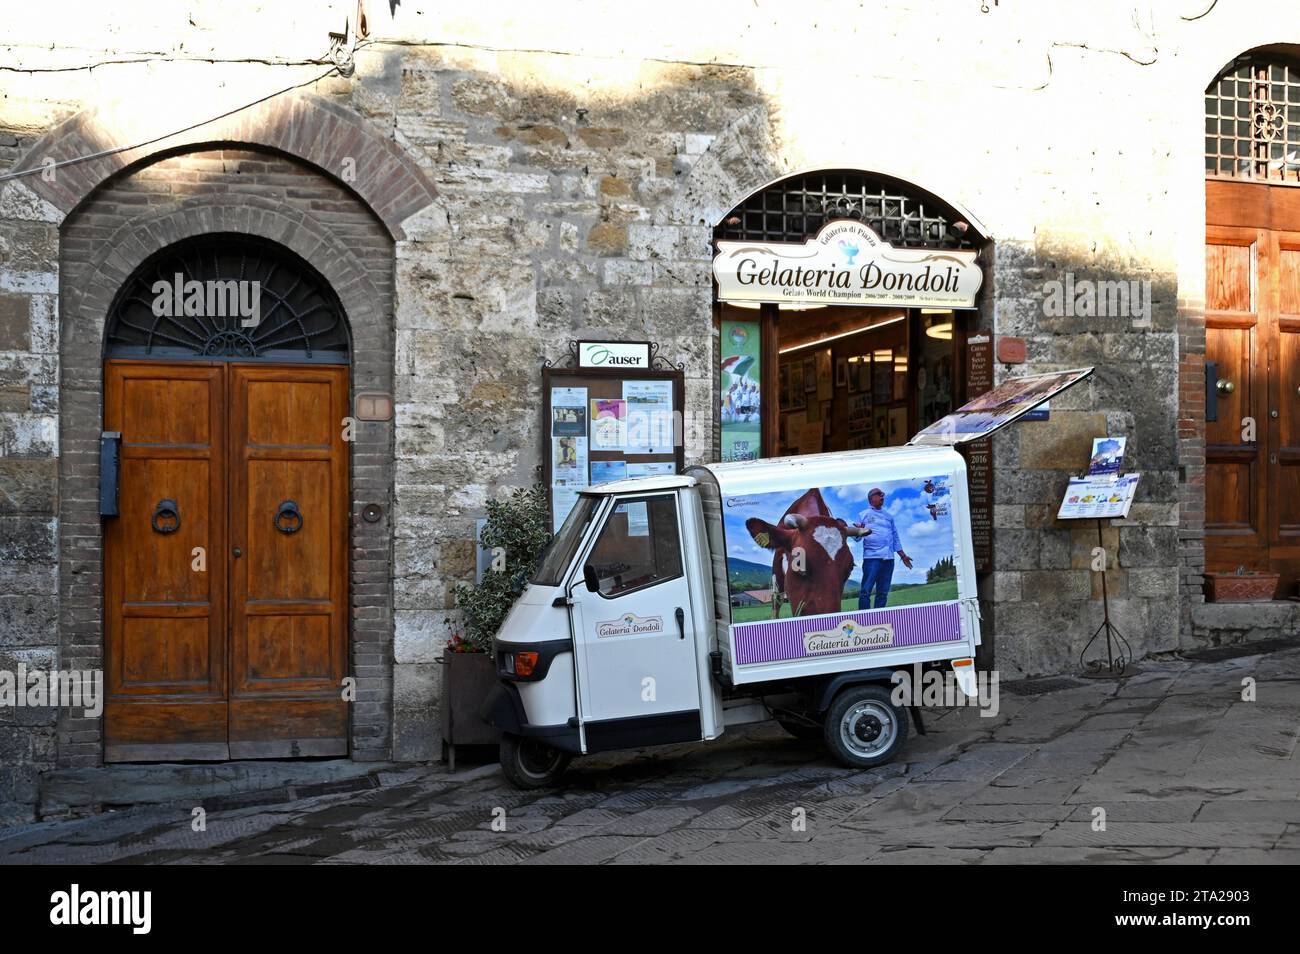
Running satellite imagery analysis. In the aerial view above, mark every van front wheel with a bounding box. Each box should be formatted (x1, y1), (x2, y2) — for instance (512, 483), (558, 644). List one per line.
(823, 684), (908, 769)
(499, 733), (571, 789)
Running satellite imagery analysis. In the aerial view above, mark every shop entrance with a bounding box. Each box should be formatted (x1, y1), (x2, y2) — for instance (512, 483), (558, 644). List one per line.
(713, 170), (989, 618)
(720, 303), (966, 456)
(714, 170), (985, 460)
(101, 236), (352, 761)
(1204, 53), (1300, 599)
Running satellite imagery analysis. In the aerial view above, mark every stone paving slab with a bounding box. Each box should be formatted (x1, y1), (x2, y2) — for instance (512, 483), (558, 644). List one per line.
(2, 645), (1298, 865)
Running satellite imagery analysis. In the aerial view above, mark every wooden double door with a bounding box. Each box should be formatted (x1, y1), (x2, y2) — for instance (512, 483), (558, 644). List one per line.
(1205, 180), (1300, 597)
(103, 360), (350, 761)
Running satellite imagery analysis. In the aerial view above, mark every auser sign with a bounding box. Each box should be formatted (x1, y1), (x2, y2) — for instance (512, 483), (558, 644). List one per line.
(578, 341), (651, 369)
(714, 219), (982, 309)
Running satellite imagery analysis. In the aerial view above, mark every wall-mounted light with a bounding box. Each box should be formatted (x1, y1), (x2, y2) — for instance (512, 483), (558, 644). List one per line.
(778, 315), (905, 354)
(924, 310), (955, 340)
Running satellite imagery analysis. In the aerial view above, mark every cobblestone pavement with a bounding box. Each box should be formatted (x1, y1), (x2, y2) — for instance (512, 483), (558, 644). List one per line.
(3, 645), (1299, 865)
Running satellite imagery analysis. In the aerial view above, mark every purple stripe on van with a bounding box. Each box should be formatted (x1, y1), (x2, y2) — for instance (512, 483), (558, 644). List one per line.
(732, 602), (961, 666)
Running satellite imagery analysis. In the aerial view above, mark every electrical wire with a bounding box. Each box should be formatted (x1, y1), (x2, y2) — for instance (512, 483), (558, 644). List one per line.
(0, 63), (341, 184)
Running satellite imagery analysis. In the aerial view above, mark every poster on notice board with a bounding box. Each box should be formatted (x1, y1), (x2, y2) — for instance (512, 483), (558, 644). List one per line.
(720, 319), (761, 462)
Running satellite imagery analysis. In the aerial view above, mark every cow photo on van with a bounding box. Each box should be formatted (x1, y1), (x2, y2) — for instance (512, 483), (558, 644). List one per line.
(725, 477), (957, 622)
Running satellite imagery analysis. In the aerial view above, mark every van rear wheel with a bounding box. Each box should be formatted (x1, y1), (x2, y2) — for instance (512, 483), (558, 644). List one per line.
(499, 733), (571, 789)
(823, 684), (908, 769)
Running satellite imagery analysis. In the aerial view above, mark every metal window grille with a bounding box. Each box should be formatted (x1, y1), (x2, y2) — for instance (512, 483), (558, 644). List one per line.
(1205, 54), (1300, 184)
(716, 169), (976, 249)
(105, 234), (349, 361)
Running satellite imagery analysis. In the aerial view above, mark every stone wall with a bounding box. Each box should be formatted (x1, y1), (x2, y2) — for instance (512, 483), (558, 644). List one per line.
(0, 167), (60, 825)
(373, 53), (775, 756)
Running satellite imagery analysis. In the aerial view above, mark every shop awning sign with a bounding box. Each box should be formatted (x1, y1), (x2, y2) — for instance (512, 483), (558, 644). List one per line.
(714, 219), (983, 309)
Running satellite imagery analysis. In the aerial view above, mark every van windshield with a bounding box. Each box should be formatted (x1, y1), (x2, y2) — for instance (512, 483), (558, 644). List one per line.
(531, 495), (599, 586)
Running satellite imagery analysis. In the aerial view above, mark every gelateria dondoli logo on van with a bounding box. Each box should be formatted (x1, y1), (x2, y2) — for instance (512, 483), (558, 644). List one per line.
(803, 619), (896, 655)
(714, 219), (982, 309)
(595, 612), (664, 638)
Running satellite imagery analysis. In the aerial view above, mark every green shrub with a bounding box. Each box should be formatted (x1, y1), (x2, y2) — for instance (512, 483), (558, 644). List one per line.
(450, 484), (551, 652)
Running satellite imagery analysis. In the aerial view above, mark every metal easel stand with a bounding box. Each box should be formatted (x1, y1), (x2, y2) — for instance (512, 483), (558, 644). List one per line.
(1078, 517), (1135, 678)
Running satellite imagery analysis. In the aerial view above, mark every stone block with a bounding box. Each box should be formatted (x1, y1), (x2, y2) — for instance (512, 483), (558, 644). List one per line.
(1018, 412), (1108, 470)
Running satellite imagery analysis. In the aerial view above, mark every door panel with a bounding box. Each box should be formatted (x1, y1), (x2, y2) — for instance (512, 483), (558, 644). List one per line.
(228, 365), (349, 758)
(1205, 227), (1266, 550)
(103, 360), (349, 762)
(104, 362), (228, 761)
(1205, 182), (1300, 596)
(570, 494), (702, 752)
(1273, 235), (1300, 544)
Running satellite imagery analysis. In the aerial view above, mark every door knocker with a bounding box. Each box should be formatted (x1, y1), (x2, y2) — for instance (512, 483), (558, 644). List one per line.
(151, 498), (180, 534)
(275, 500), (304, 534)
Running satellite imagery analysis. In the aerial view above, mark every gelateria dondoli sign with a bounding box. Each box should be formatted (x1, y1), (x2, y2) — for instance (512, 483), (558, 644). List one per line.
(714, 219), (983, 309)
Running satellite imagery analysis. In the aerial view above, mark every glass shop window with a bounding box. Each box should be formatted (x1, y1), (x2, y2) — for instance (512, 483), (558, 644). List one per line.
(585, 495), (683, 598)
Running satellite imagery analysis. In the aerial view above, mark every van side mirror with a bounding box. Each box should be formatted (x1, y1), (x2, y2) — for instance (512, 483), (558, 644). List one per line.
(582, 564), (600, 593)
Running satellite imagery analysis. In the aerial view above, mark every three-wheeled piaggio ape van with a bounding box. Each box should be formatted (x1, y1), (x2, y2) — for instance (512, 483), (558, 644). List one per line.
(482, 368), (1094, 787)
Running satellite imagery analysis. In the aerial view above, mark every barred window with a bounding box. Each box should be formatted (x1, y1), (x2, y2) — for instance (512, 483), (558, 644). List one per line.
(716, 169), (977, 249)
(1206, 53), (1300, 184)
(105, 234), (349, 362)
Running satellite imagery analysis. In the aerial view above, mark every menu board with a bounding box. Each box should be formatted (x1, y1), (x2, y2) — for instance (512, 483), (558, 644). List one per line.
(542, 358), (684, 533)
(1058, 474), (1141, 520)
(1057, 436), (1139, 520)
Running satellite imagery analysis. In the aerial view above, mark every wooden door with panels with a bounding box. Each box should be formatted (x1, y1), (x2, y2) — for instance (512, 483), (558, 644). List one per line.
(104, 360), (349, 761)
(1206, 180), (1300, 597)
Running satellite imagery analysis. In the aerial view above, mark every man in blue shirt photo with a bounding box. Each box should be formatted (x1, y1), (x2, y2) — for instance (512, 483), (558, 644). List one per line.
(848, 487), (914, 609)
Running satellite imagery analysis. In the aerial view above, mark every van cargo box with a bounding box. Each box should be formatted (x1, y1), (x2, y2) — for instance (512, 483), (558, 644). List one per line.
(687, 445), (980, 686)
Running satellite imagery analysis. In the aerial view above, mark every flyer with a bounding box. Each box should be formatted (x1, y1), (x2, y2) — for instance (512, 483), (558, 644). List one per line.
(623, 380), (674, 454)
(1057, 473), (1140, 520)
(590, 398), (628, 451)
(619, 499), (650, 537)
(627, 461), (675, 478)
(1089, 436), (1126, 476)
(551, 484), (582, 534)
(590, 460), (627, 484)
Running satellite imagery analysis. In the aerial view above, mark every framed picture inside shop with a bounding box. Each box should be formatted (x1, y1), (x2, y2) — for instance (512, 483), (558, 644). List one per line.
(541, 340), (685, 534)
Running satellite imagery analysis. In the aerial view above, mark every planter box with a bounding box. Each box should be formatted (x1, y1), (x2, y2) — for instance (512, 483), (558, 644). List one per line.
(438, 651), (500, 769)
(1205, 572), (1280, 603)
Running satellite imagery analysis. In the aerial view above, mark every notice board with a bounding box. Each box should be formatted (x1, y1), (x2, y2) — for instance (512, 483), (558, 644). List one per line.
(542, 342), (685, 533)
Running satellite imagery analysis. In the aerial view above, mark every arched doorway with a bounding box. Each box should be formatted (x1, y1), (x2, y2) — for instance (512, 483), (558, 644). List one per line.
(713, 169), (987, 463)
(1203, 49), (1300, 599)
(101, 234), (352, 761)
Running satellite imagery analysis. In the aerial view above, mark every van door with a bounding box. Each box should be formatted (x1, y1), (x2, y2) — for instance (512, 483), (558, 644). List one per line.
(569, 492), (703, 752)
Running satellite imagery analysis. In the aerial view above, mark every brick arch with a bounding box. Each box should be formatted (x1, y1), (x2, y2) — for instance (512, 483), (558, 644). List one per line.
(69, 199), (387, 354)
(56, 172), (397, 767)
(11, 92), (437, 240)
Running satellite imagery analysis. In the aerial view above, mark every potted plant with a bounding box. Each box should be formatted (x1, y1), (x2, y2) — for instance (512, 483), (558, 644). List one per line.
(1205, 566), (1281, 603)
(440, 485), (551, 769)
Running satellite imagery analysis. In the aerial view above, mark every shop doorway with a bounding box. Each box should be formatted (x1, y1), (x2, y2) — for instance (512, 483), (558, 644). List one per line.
(1204, 52), (1300, 599)
(101, 236), (351, 761)
(720, 302), (968, 457)
(714, 170), (986, 461)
